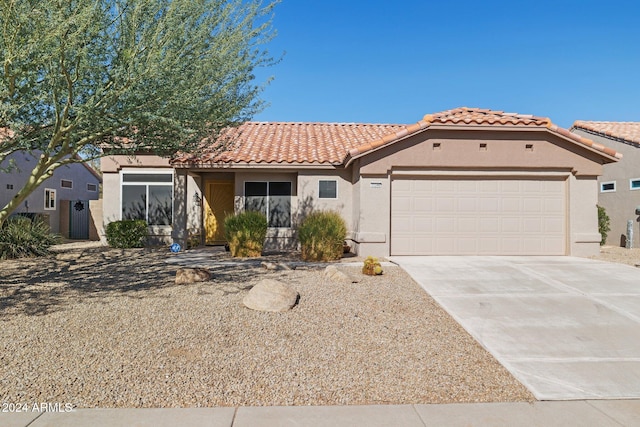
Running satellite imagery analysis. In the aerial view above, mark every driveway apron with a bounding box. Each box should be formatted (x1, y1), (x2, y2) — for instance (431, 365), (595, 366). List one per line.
(390, 256), (640, 400)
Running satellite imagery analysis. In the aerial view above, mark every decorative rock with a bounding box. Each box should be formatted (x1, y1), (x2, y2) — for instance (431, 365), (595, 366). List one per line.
(261, 261), (278, 270)
(175, 267), (211, 284)
(324, 265), (359, 284)
(261, 261), (294, 271)
(243, 279), (299, 312)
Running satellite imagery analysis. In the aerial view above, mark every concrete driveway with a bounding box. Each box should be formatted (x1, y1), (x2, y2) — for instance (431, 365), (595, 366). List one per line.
(389, 256), (640, 400)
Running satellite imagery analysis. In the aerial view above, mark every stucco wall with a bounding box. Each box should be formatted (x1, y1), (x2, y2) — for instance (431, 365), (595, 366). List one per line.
(568, 174), (601, 256)
(351, 175), (390, 257)
(572, 128), (640, 247)
(358, 129), (605, 177)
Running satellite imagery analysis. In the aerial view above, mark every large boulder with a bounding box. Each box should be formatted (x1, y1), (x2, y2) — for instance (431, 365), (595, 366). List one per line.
(243, 279), (299, 312)
(175, 267), (211, 284)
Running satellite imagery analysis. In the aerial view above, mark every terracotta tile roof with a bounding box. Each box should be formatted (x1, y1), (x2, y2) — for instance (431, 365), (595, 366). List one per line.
(172, 122), (406, 165)
(172, 107), (621, 166)
(572, 121), (640, 146)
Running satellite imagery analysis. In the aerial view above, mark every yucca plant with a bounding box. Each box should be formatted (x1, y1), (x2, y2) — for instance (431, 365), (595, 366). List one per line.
(0, 216), (62, 259)
(224, 211), (268, 257)
(298, 211), (347, 261)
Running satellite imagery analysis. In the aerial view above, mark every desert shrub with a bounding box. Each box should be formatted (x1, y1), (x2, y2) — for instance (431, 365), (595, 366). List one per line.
(362, 256), (383, 276)
(106, 220), (148, 248)
(597, 205), (610, 246)
(0, 216), (61, 259)
(298, 210), (347, 261)
(224, 211), (268, 257)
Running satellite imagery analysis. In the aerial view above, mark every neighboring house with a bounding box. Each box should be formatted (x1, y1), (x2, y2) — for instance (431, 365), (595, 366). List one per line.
(0, 151), (102, 239)
(571, 121), (640, 247)
(101, 107), (620, 257)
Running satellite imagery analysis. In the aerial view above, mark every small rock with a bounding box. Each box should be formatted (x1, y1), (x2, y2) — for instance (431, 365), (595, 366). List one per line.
(324, 266), (359, 284)
(261, 261), (278, 270)
(261, 261), (294, 271)
(243, 279), (299, 312)
(175, 268), (211, 284)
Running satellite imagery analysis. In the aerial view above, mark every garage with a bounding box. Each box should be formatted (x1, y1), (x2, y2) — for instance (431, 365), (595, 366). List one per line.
(391, 176), (566, 255)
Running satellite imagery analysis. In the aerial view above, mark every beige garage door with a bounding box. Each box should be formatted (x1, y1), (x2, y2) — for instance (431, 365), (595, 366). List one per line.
(391, 177), (566, 255)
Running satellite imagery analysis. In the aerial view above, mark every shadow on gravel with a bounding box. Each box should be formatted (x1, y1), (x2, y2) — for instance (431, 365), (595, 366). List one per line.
(0, 247), (277, 318)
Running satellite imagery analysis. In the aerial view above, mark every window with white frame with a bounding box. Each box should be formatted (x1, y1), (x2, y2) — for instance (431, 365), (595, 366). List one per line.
(245, 181), (291, 227)
(630, 179), (640, 191)
(44, 188), (56, 210)
(318, 180), (337, 199)
(87, 183), (98, 192)
(600, 181), (616, 193)
(121, 172), (173, 225)
(61, 179), (73, 189)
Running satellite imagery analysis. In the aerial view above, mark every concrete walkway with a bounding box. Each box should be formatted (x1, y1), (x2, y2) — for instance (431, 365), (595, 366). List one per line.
(2, 400), (639, 426)
(390, 256), (640, 401)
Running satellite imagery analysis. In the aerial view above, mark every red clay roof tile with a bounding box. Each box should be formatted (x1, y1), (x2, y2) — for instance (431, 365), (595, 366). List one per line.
(572, 121), (640, 146)
(171, 108), (621, 166)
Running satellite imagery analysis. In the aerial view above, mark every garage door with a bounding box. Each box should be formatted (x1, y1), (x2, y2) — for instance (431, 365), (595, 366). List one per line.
(391, 177), (566, 255)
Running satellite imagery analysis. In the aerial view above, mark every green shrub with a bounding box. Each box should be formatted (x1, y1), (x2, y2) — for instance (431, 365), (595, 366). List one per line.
(0, 216), (62, 259)
(298, 211), (347, 261)
(597, 205), (610, 246)
(106, 220), (148, 248)
(224, 211), (268, 257)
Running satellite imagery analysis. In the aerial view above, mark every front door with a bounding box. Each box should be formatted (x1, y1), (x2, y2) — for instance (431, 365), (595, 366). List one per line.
(204, 181), (235, 245)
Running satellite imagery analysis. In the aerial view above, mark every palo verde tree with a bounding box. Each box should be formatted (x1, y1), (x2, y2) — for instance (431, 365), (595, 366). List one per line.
(0, 0), (278, 224)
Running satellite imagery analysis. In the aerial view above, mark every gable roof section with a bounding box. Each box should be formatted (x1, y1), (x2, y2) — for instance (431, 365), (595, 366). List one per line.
(345, 107), (621, 163)
(572, 121), (640, 147)
(171, 107), (621, 167)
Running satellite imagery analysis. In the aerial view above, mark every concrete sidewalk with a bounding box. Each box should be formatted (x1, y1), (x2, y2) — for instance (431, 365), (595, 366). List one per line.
(3, 400), (640, 426)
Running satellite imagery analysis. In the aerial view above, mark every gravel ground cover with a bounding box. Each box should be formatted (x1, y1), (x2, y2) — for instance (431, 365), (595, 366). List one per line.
(0, 245), (537, 408)
(590, 245), (640, 267)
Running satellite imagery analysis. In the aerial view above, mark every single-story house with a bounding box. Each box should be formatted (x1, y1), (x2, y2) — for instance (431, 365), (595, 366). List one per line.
(571, 121), (640, 247)
(0, 150), (102, 239)
(101, 107), (620, 257)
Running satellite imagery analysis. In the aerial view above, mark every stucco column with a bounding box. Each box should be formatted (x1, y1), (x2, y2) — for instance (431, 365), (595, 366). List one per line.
(171, 169), (188, 250)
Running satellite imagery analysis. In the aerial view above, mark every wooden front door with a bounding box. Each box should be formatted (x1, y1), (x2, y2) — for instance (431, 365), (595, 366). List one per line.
(204, 181), (235, 245)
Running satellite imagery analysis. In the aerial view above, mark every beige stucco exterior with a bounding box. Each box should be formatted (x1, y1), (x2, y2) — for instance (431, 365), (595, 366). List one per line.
(101, 126), (612, 257)
(571, 128), (640, 247)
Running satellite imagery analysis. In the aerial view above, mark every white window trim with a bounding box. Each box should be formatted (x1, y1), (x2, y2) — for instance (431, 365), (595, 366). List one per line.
(600, 181), (616, 193)
(318, 179), (338, 200)
(630, 178), (640, 191)
(119, 169), (174, 224)
(243, 180), (293, 228)
(87, 183), (98, 192)
(61, 179), (73, 189)
(44, 188), (56, 210)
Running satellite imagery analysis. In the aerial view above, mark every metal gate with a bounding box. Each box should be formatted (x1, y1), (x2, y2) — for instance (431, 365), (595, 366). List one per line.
(69, 200), (89, 240)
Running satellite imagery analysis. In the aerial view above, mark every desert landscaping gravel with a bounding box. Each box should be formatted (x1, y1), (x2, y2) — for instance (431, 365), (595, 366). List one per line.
(0, 245), (543, 408)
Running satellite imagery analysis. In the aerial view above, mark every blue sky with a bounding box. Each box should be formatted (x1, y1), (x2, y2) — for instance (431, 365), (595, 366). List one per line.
(252, 0), (640, 129)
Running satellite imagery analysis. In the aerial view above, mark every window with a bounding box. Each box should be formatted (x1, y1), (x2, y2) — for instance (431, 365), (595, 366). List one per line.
(87, 183), (98, 192)
(121, 172), (173, 225)
(318, 180), (337, 199)
(600, 181), (616, 193)
(44, 189), (56, 210)
(244, 181), (291, 227)
(61, 179), (73, 189)
(630, 179), (640, 191)
(6, 184), (13, 190)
